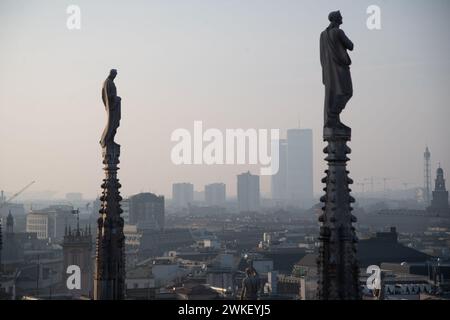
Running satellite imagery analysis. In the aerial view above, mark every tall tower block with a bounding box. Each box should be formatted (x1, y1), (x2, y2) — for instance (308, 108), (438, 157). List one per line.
(424, 147), (431, 205)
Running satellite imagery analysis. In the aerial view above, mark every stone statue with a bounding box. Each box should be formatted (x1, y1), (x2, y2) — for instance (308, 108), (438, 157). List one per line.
(320, 11), (354, 135)
(100, 69), (121, 148)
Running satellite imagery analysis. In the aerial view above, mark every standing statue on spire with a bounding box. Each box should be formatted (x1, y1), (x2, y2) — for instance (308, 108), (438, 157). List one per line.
(100, 69), (121, 148)
(317, 11), (360, 300)
(320, 11), (354, 136)
(95, 69), (125, 300)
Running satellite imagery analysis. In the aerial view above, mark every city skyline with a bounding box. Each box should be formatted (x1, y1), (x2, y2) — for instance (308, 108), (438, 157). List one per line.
(1, 1), (450, 304)
(1, 0), (449, 200)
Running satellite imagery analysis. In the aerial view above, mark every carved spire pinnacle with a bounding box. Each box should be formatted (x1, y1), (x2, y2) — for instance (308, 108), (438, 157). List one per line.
(94, 69), (125, 300)
(318, 11), (360, 300)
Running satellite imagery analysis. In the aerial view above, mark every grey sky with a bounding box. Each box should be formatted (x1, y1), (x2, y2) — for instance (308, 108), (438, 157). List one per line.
(0, 0), (449, 199)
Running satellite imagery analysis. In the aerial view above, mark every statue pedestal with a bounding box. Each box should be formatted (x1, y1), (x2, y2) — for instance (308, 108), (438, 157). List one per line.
(94, 143), (125, 300)
(323, 126), (351, 140)
(317, 131), (360, 300)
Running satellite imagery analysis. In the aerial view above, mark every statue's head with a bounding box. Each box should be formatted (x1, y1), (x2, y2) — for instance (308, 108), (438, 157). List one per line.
(328, 10), (343, 26)
(109, 69), (118, 80)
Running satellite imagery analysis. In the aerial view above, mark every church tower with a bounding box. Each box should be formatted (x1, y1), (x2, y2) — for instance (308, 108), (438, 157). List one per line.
(428, 166), (450, 214)
(62, 222), (93, 298)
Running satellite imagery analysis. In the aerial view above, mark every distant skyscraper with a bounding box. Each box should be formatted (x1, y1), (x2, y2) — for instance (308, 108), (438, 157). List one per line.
(128, 193), (165, 231)
(424, 147), (432, 205)
(205, 183), (226, 206)
(271, 139), (288, 201)
(172, 183), (194, 208)
(237, 171), (260, 213)
(286, 129), (313, 208)
(428, 166), (449, 213)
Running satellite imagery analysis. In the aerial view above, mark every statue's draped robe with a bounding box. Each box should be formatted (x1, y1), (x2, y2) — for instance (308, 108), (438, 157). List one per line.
(100, 78), (121, 147)
(320, 25), (354, 127)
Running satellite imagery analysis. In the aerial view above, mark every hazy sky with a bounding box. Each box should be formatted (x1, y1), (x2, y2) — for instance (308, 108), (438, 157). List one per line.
(1, 0), (449, 200)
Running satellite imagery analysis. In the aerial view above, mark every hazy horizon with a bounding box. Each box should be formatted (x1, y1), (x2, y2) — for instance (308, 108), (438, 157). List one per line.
(1, 0), (449, 200)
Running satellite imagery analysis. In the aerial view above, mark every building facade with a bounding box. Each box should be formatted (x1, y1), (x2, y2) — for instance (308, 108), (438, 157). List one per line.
(172, 183), (194, 209)
(128, 193), (165, 231)
(271, 139), (288, 202)
(26, 212), (51, 240)
(286, 129), (313, 209)
(62, 225), (93, 298)
(237, 171), (260, 213)
(26, 206), (76, 241)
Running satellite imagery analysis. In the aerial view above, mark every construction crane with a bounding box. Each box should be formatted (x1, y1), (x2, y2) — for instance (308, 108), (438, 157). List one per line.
(0, 181), (36, 208)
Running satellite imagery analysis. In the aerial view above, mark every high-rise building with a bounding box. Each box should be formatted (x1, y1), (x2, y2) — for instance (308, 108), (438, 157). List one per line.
(205, 183), (226, 206)
(172, 183), (194, 208)
(271, 139), (288, 201)
(428, 166), (449, 213)
(286, 129), (313, 208)
(128, 193), (165, 231)
(237, 171), (260, 213)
